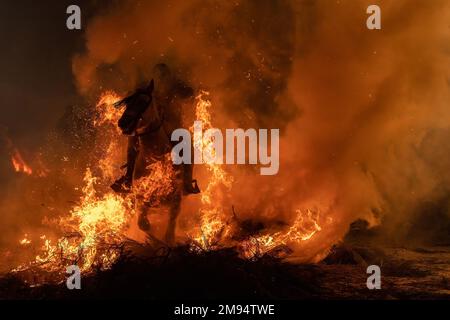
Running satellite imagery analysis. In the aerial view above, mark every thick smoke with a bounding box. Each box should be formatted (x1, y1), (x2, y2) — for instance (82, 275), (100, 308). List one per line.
(71, 0), (450, 260)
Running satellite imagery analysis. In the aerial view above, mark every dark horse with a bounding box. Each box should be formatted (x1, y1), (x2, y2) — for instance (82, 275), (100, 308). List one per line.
(114, 64), (199, 245)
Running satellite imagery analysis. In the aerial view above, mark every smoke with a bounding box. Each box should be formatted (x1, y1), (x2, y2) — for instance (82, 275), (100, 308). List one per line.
(283, 0), (450, 250)
(71, 0), (450, 260)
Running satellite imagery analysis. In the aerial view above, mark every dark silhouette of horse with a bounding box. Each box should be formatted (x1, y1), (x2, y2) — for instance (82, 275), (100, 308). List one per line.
(113, 64), (199, 245)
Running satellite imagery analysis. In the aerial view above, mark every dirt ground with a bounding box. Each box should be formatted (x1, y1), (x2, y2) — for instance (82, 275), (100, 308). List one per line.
(0, 243), (449, 300)
(320, 246), (450, 299)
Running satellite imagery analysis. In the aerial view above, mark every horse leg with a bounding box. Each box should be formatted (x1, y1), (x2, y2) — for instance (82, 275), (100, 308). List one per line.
(165, 193), (181, 245)
(136, 200), (169, 247)
(136, 198), (151, 232)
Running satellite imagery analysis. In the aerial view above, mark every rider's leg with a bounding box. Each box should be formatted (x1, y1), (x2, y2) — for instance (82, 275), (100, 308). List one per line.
(183, 140), (200, 194)
(125, 136), (139, 181)
(182, 163), (200, 194)
(111, 136), (139, 193)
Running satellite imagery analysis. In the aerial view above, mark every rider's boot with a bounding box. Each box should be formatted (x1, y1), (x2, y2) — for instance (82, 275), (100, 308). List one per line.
(182, 164), (200, 195)
(183, 180), (201, 195)
(110, 174), (132, 193)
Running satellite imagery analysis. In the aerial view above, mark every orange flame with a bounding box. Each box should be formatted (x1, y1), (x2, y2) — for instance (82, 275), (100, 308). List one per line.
(95, 91), (124, 128)
(190, 91), (233, 249)
(15, 89), (325, 279)
(19, 234), (31, 246)
(15, 169), (134, 273)
(11, 149), (33, 175)
(15, 91), (176, 275)
(133, 154), (177, 206)
(188, 92), (322, 256)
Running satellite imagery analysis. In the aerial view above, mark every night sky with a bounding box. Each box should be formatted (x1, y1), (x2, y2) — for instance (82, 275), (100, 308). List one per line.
(0, 1), (97, 147)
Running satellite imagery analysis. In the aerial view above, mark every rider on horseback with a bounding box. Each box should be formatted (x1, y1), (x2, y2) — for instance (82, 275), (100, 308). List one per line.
(111, 63), (200, 196)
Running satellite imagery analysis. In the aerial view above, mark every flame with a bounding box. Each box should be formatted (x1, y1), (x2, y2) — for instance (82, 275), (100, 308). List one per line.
(188, 92), (322, 255)
(22, 169), (133, 273)
(188, 92), (322, 256)
(29, 92), (133, 273)
(240, 209), (322, 259)
(15, 89), (325, 281)
(11, 149), (33, 175)
(10, 148), (49, 177)
(20, 235), (31, 246)
(95, 91), (124, 129)
(190, 91), (233, 249)
(15, 91), (178, 275)
(95, 91), (128, 181)
(14, 92), (132, 274)
(133, 154), (177, 206)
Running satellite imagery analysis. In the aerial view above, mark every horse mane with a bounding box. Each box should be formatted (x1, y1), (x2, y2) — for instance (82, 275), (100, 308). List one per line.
(114, 80), (154, 108)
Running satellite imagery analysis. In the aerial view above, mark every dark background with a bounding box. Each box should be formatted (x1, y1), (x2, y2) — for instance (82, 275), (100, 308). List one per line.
(0, 1), (100, 149)
(0, 1), (107, 186)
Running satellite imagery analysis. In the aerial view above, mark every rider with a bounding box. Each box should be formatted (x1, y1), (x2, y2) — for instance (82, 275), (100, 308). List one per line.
(111, 63), (200, 195)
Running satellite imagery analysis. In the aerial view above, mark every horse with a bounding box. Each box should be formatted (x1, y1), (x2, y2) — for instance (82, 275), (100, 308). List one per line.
(115, 66), (198, 246)
(115, 82), (180, 246)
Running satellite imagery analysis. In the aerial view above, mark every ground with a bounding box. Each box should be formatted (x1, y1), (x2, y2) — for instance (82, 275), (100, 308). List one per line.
(0, 242), (449, 300)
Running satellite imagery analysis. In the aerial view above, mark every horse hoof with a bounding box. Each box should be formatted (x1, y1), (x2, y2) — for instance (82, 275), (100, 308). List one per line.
(138, 215), (151, 231)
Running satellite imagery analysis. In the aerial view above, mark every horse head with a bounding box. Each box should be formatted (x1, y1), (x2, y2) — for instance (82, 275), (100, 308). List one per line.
(117, 80), (154, 135)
